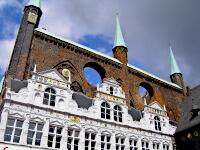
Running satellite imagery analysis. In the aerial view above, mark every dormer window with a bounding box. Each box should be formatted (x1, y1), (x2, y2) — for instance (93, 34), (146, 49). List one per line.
(101, 102), (111, 119)
(114, 105), (123, 122)
(110, 86), (114, 95)
(43, 88), (56, 106)
(154, 116), (161, 131)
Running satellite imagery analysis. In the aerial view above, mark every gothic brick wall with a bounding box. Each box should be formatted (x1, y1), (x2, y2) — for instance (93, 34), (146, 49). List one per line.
(20, 30), (184, 121)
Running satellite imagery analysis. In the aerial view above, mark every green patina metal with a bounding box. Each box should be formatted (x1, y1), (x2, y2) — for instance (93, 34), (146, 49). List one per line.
(27, 0), (41, 8)
(113, 15), (126, 48)
(170, 47), (181, 75)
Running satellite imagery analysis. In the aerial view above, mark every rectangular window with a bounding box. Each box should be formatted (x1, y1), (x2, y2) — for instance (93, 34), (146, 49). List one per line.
(129, 139), (138, 150)
(142, 141), (150, 150)
(163, 144), (169, 150)
(67, 128), (80, 150)
(153, 143), (160, 150)
(27, 122), (44, 146)
(4, 118), (24, 143)
(115, 137), (125, 150)
(85, 132), (96, 150)
(101, 135), (111, 150)
(47, 125), (62, 148)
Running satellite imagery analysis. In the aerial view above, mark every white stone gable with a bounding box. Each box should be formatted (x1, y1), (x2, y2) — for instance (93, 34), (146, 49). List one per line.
(37, 69), (67, 83)
(149, 101), (163, 111)
(97, 78), (125, 99)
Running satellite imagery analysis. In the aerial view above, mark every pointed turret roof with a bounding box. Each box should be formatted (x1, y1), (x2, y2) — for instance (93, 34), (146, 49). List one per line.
(170, 47), (181, 75)
(27, 0), (41, 8)
(113, 15), (126, 48)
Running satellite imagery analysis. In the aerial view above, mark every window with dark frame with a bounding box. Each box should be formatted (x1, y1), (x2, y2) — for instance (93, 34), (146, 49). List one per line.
(47, 125), (62, 148)
(101, 102), (111, 120)
(153, 143), (160, 150)
(129, 139), (138, 150)
(4, 118), (24, 143)
(67, 128), (80, 150)
(163, 144), (169, 150)
(101, 134), (111, 150)
(115, 136), (125, 150)
(141, 141), (150, 150)
(110, 87), (114, 95)
(154, 116), (161, 131)
(43, 88), (56, 106)
(27, 122), (44, 146)
(85, 132), (96, 150)
(114, 105), (123, 122)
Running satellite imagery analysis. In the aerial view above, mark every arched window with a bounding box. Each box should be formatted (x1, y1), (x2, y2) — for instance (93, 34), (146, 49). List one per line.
(101, 102), (111, 119)
(43, 88), (56, 106)
(110, 86), (114, 95)
(154, 116), (161, 131)
(114, 105), (123, 122)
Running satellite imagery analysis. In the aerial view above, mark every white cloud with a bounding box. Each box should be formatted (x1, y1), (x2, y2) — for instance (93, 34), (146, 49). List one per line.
(0, 39), (15, 72)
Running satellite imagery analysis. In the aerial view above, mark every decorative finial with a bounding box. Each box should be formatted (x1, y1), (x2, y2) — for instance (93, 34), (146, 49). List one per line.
(33, 64), (37, 73)
(164, 105), (166, 111)
(144, 98), (147, 106)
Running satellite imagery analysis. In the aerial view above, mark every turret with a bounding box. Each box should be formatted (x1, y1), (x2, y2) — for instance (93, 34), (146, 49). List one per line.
(7, 0), (42, 80)
(169, 47), (185, 92)
(112, 15), (128, 64)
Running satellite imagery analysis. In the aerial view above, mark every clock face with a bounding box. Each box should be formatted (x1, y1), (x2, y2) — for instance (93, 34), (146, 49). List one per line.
(28, 12), (38, 24)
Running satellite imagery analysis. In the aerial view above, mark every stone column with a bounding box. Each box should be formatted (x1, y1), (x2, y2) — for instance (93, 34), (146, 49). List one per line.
(20, 114), (30, 144)
(41, 118), (50, 148)
(79, 125), (85, 150)
(0, 109), (9, 141)
(137, 136), (142, 150)
(160, 141), (164, 150)
(110, 131), (115, 149)
(124, 135), (129, 150)
(95, 128), (101, 150)
(61, 122), (68, 150)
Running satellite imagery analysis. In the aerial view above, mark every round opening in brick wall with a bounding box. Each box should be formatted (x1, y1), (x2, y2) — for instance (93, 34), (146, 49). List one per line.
(83, 62), (105, 87)
(138, 82), (154, 104)
(84, 67), (102, 86)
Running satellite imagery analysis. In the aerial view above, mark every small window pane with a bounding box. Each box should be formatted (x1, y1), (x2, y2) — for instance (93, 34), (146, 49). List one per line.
(16, 120), (23, 128)
(75, 130), (80, 137)
(57, 127), (62, 134)
(49, 126), (55, 133)
(14, 129), (22, 136)
(29, 122), (36, 130)
(4, 135), (11, 142)
(13, 136), (20, 143)
(5, 127), (13, 135)
(7, 118), (15, 126)
(68, 129), (73, 136)
(37, 124), (44, 131)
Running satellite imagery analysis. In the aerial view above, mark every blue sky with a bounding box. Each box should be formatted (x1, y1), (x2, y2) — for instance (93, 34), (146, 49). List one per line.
(1, 0), (200, 89)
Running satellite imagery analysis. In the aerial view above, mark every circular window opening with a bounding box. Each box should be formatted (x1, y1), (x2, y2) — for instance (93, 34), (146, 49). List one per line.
(138, 82), (154, 104)
(83, 67), (102, 86)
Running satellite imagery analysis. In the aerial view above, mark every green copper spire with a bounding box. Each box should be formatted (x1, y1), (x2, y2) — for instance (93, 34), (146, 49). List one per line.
(0, 76), (5, 94)
(27, 0), (41, 8)
(113, 15), (126, 48)
(170, 47), (181, 75)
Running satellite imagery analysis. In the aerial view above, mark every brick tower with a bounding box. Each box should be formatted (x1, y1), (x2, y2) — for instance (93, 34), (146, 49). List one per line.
(7, 0), (42, 80)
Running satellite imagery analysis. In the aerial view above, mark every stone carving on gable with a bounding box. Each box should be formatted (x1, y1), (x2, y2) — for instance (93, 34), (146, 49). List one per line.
(71, 81), (84, 93)
(54, 60), (78, 77)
